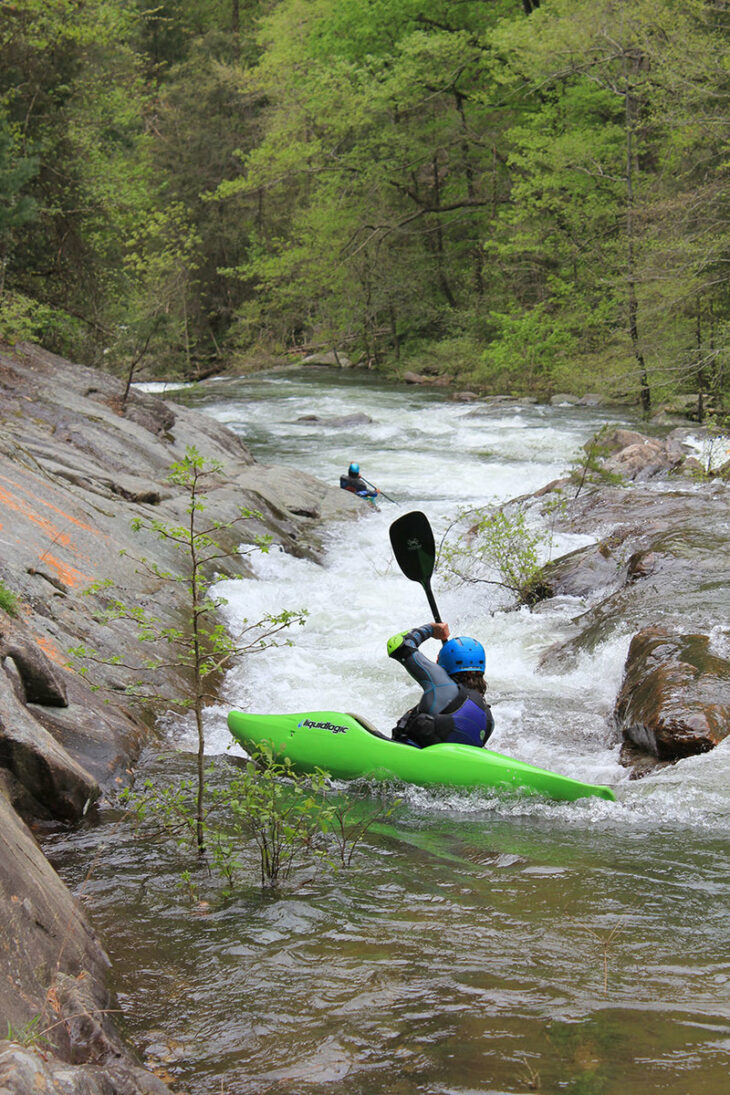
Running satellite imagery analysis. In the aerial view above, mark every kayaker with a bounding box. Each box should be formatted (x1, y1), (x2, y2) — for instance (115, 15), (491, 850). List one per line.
(387, 622), (494, 749)
(339, 462), (379, 500)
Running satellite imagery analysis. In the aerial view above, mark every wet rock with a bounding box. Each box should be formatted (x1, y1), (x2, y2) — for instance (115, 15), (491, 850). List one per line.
(0, 1042), (170, 1095)
(0, 795), (111, 1053)
(533, 540), (625, 600)
(614, 627), (730, 760)
(296, 412), (374, 427)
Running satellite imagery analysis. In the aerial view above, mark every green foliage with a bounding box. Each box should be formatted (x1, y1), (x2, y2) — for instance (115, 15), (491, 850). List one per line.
(6, 1015), (53, 1050)
(122, 749), (394, 893)
(480, 305), (579, 393)
(440, 505), (552, 606)
(72, 447), (306, 854)
(0, 117), (38, 249)
(1, 0), (728, 406)
(569, 429), (626, 498)
(0, 579), (20, 618)
(222, 753), (334, 887)
(0, 290), (60, 346)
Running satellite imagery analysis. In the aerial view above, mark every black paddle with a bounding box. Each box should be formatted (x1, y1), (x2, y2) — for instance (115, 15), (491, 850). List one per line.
(363, 477), (397, 504)
(389, 510), (442, 625)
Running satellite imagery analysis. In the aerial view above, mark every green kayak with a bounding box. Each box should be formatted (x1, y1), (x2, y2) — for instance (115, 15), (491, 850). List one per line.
(227, 709), (616, 803)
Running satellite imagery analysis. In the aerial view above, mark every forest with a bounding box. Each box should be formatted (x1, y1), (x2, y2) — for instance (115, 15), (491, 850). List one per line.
(1, 0), (729, 413)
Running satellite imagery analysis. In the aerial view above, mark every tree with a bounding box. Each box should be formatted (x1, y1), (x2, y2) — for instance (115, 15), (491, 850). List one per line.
(72, 448), (306, 852)
(488, 0), (730, 409)
(213, 0), (518, 362)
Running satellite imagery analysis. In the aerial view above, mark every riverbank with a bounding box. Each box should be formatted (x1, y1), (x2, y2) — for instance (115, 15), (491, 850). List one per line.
(0, 341), (360, 1093)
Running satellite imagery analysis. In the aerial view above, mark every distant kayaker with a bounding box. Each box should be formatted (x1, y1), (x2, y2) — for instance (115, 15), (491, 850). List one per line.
(387, 622), (494, 749)
(340, 462), (379, 500)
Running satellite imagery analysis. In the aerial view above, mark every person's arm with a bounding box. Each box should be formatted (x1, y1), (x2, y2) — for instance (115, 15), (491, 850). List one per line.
(386, 623), (458, 715)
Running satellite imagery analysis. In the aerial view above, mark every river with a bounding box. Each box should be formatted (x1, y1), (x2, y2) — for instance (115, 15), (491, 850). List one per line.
(46, 368), (730, 1095)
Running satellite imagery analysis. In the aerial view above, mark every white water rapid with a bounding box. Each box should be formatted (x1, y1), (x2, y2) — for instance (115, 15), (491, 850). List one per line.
(160, 369), (730, 830)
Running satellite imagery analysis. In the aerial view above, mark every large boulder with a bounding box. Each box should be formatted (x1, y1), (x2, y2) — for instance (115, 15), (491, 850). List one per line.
(593, 429), (686, 480)
(614, 626), (730, 760)
(300, 350), (353, 367)
(533, 540), (625, 600)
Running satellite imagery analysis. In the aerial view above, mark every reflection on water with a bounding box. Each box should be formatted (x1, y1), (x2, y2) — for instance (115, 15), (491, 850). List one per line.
(47, 752), (730, 1095)
(47, 369), (730, 1094)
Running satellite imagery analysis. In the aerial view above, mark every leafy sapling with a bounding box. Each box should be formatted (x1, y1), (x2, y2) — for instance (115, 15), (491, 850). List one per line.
(440, 504), (551, 606)
(72, 447), (307, 854)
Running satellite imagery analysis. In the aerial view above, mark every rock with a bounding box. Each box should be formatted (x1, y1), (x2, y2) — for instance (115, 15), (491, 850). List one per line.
(0, 795), (113, 1058)
(0, 1041), (170, 1095)
(402, 370), (430, 384)
(0, 624), (68, 706)
(230, 463), (362, 524)
(0, 672), (99, 820)
(527, 463), (730, 706)
(300, 350), (352, 367)
(534, 541), (624, 600)
(295, 413), (374, 427)
(596, 428), (647, 452)
(595, 429), (686, 480)
(614, 627), (730, 760)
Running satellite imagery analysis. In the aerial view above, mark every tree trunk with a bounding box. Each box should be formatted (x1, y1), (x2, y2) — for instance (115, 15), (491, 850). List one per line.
(696, 307), (705, 424)
(624, 45), (651, 416)
(431, 154), (457, 308)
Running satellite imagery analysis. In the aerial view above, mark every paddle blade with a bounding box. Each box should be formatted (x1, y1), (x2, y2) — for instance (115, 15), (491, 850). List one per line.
(389, 510), (436, 584)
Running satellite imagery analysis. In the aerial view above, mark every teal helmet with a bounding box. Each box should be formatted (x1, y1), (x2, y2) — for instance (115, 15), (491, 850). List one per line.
(437, 636), (485, 675)
(349, 462), (360, 475)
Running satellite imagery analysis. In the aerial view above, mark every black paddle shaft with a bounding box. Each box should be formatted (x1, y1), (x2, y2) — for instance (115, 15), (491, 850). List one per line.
(389, 510), (442, 624)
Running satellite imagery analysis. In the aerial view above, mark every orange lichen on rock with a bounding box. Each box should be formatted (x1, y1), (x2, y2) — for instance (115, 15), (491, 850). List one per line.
(0, 475), (101, 536)
(35, 634), (70, 667)
(0, 475), (103, 586)
(41, 552), (90, 589)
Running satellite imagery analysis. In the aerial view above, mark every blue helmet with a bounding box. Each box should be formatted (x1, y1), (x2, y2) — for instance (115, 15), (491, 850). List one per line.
(437, 636), (485, 675)
(349, 462), (360, 476)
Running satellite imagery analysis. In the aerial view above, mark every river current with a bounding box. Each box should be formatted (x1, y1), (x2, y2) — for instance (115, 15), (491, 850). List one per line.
(46, 369), (730, 1095)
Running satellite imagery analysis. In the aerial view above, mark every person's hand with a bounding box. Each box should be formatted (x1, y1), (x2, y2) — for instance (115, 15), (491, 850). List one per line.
(431, 621), (450, 642)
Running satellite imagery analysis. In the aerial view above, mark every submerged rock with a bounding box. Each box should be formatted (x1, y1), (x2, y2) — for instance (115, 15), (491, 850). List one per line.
(296, 412), (374, 427)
